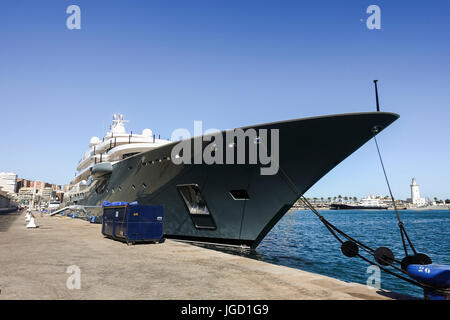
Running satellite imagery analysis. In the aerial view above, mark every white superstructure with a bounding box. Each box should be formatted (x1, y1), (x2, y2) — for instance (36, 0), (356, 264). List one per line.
(359, 195), (388, 208)
(65, 114), (171, 202)
(410, 178), (426, 207)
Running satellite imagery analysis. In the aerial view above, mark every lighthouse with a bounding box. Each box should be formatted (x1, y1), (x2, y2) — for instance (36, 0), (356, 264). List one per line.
(410, 178), (426, 207)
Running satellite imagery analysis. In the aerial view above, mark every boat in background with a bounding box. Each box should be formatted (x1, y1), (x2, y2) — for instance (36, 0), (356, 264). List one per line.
(330, 195), (389, 210)
(48, 198), (61, 210)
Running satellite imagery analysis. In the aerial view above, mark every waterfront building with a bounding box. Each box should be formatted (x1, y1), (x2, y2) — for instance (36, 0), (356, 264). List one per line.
(41, 187), (54, 202)
(0, 172), (18, 194)
(17, 187), (35, 204)
(410, 178), (426, 207)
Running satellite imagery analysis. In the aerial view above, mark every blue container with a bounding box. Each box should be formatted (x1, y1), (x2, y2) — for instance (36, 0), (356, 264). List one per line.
(101, 201), (164, 244)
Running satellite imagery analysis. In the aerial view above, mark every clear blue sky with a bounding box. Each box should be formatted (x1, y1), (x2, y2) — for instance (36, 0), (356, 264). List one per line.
(1, 0), (449, 200)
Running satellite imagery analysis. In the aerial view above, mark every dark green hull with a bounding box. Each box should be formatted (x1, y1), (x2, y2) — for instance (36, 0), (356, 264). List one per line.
(72, 112), (398, 249)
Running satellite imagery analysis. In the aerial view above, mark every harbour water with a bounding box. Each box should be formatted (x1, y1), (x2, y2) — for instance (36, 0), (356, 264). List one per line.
(221, 210), (450, 298)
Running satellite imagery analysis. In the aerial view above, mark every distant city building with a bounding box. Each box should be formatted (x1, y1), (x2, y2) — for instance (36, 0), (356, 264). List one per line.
(1, 173), (63, 206)
(41, 187), (53, 202)
(410, 178), (426, 207)
(16, 178), (33, 190)
(0, 172), (18, 194)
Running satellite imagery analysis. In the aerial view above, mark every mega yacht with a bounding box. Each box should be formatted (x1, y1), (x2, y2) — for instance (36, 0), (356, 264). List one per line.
(62, 112), (398, 248)
(330, 195), (389, 210)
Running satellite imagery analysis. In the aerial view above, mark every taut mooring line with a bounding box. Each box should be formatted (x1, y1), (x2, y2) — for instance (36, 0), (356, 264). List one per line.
(254, 122), (433, 291)
(373, 136), (417, 256)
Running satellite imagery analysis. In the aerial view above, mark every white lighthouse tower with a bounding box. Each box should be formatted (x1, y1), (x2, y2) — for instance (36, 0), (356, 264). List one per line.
(410, 178), (426, 207)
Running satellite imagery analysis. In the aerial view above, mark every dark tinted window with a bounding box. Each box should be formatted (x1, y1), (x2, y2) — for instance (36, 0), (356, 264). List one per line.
(177, 184), (210, 215)
(177, 184), (216, 230)
(229, 189), (250, 200)
(123, 152), (139, 159)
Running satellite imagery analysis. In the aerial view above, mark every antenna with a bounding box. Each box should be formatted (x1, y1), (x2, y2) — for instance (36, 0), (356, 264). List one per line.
(373, 80), (380, 112)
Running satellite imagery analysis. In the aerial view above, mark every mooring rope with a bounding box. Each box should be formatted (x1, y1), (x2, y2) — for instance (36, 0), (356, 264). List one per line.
(258, 134), (434, 292)
(373, 136), (417, 256)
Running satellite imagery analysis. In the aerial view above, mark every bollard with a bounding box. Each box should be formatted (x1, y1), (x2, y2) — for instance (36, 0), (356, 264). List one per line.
(26, 217), (38, 228)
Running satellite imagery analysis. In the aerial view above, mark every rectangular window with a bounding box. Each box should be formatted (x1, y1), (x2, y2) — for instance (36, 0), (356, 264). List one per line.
(177, 184), (216, 230)
(229, 189), (250, 200)
(177, 184), (210, 215)
(123, 152), (139, 159)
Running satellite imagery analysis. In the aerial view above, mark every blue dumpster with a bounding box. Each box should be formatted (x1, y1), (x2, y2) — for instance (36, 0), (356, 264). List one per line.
(101, 201), (164, 244)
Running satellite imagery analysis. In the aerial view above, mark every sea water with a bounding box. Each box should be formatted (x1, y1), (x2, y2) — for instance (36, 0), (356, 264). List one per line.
(229, 210), (449, 298)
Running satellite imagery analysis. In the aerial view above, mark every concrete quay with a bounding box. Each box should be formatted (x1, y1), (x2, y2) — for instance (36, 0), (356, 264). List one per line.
(0, 210), (407, 300)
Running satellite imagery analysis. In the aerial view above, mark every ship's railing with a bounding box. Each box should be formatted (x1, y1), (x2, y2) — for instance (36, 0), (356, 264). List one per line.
(93, 132), (164, 164)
